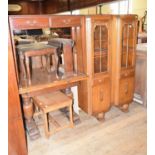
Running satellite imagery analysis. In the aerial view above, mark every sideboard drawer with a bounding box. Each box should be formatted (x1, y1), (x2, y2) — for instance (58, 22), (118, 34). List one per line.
(51, 16), (82, 27)
(10, 17), (50, 29)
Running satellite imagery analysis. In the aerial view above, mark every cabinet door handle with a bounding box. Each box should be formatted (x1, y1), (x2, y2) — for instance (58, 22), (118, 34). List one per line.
(100, 88), (104, 102)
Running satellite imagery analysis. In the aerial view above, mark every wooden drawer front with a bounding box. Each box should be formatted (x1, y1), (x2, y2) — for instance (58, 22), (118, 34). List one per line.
(51, 16), (82, 27)
(93, 78), (104, 85)
(93, 74), (110, 86)
(120, 69), (134, 78)
(119, 77), (134, 105)
(10, 17), (49, 29)
(92, 77), (111, 114)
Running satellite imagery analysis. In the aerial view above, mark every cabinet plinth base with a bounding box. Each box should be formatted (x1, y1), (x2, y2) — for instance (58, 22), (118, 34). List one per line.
(119, 104), (129, 112)
(96, 113), (105, 121)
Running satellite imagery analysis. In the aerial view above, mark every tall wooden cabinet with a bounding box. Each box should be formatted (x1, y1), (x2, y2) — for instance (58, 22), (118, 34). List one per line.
(79, 15), (112, 119)
(79, 15), (137, 118)
(111, 15), (138, 111)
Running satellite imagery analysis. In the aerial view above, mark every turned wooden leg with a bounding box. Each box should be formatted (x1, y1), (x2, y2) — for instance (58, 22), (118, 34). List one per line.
(40, 56), (44, 70)
(120, 104), (129, 112)
(96, 113), (105, 121)
(25, 56), (31, 85)
(54, 52), (59, 79)
(22, 95), (40, 140)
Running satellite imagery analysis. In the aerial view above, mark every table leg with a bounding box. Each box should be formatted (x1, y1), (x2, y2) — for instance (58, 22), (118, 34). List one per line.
(22, 95), (40, 140)
(25, 57), (31, 85)
(46, 54), (51, 73)
(40, 56), (44, 70)
(64, 88), (81, 125)
(54, 52), (59, 78)
(51, 54), (56, 72)
(19, 53), (26, 79)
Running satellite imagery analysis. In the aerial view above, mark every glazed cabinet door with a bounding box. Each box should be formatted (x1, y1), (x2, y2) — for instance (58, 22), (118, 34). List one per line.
(118, 16), (137, 108)
(92, 19), (111, 77)
(92, 77), (111, 114)
(120, 16), (137, 70)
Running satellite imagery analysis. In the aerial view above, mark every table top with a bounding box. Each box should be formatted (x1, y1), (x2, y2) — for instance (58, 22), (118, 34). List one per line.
(16, 42), (58, 52)
(18, 68), (88, 96)
(48, 38), (74, 47)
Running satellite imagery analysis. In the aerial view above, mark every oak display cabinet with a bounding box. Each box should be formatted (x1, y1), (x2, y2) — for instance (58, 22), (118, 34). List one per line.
(111, 15), (138, 111)
(79, 15), (112, 120)
(79, 15), (137, 119)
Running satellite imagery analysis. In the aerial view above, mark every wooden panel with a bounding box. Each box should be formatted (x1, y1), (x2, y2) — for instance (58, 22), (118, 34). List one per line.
(120, 69), (135, 78)
(9, 1), (42, 15)
(8, 30), (27, 155)
(8, 0), (117, 15)
(70, 0), (116, 10)
(92, 77), (111, 114)
(43, 0), (69, 14)
(8, 118), (27, 155)
(8, 30), (21, 119)
(9, 16), (50, 30)
(119, 77), (134, 105)
(134, 50), (147, 106)
(51, 16), (82, 28)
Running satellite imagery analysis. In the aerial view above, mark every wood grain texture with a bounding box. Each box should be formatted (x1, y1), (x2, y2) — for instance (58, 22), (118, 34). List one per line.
(8, 30), (27, 155)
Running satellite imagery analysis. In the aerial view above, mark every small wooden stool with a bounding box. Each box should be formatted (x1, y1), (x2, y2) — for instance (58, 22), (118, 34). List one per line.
(33, 91), (74, 138)
(16, 43), (58, 85)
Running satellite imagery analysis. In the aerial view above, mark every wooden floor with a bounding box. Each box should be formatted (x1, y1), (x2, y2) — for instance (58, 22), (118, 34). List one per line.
(27, 102), (147, 155)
